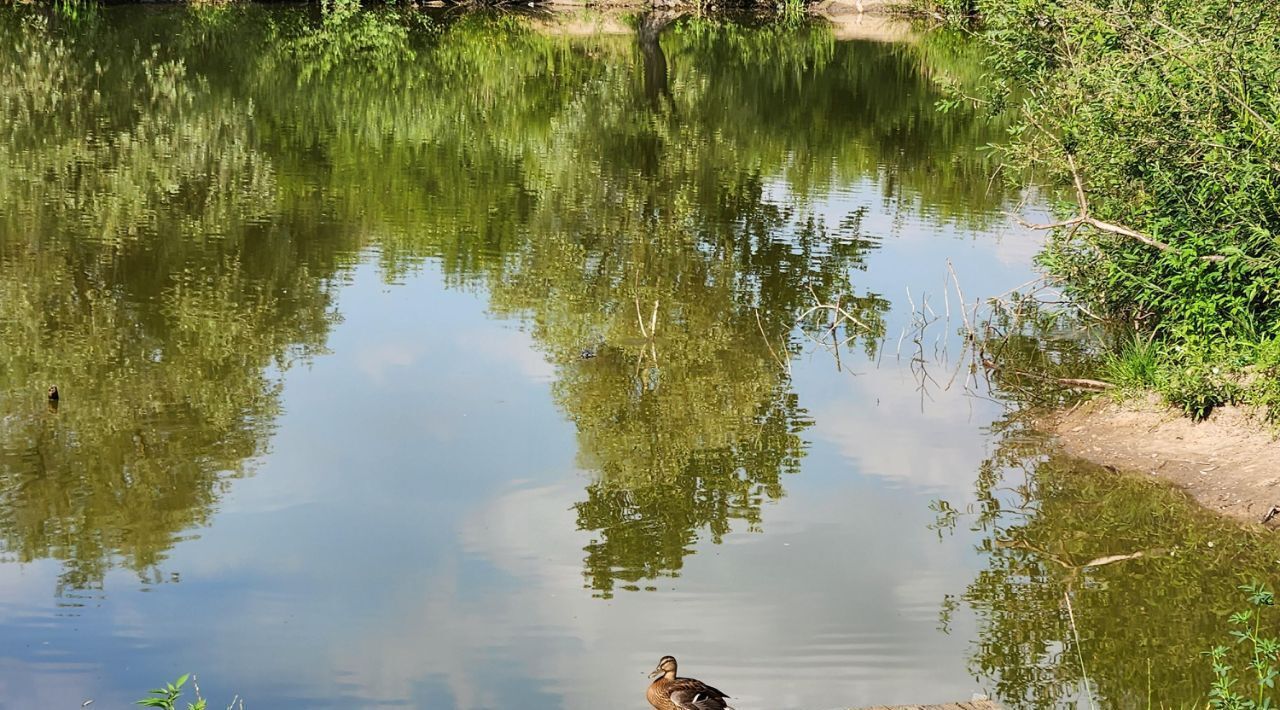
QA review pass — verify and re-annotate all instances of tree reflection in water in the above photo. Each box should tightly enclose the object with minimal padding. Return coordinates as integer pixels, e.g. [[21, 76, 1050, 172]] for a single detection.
[[0, 4, 1002, 598], [936, 409, 1280, 709]]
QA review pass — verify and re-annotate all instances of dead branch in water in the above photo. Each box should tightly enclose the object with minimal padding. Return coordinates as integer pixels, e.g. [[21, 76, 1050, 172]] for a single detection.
[[1055, 377, 1115, 391], [634, 296, 660, 338], [997, 538, 1156, 572], [1009, 154, 1227, 263], [1083, 551, 1145, 568], [1063, 590, 1097, 710], [946, 259, 975, 337], [798, 284, 876, 374], [799, 284, 870, 331], [634, 295, 660, 373], [981, 357, 1114, 391], [754, 308, 792, 377]]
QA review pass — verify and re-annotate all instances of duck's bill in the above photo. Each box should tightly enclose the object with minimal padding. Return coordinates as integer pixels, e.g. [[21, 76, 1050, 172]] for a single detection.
[[648, 669, 662, 680]]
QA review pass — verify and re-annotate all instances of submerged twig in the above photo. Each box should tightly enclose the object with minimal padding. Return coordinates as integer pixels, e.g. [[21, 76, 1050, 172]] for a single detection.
[[946, 259, 974, 336], [982, 358, 1114, 391], [755, 308, 791, 376], [1063, 590, 1097, 710], [797, 284, 873, 373], [1082, 551, 1145, 568], [635, 296, 648, 339]]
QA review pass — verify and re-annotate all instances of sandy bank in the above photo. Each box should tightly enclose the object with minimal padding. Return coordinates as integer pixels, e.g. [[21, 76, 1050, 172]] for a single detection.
[[815, 4, 918, 42], [523, 2, 920, 43], [814, 0, 915, 15], [1048, 396, 1280, 525]]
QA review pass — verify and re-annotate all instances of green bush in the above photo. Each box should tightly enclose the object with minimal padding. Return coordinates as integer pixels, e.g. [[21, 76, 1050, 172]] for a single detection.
[[1243, 338, 1280, 421], [944, 0, 1280, 418], [1162, 354, 1241, 421]]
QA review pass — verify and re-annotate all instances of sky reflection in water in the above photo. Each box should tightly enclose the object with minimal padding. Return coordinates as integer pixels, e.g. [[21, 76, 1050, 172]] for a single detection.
[[0, 5, 1067, 708]]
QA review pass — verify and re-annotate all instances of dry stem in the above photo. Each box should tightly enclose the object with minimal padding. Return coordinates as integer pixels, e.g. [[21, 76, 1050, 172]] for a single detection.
[[1010, 154, 1227, 263]]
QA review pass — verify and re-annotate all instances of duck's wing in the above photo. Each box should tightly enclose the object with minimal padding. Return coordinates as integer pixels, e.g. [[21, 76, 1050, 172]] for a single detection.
[[668, 679, 732, 710]]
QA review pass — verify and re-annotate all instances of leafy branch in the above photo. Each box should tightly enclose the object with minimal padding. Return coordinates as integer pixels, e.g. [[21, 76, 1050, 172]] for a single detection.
[[137, 674, 207, 710]]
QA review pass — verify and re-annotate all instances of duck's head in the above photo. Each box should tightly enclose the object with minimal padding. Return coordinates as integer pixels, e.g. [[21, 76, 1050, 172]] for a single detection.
[[648, 655, 677, 680], [47, 385, 59, 401]]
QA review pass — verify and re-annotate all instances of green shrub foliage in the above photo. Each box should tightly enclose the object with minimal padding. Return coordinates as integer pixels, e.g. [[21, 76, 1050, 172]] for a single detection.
[[949, 0, 1280, 417]]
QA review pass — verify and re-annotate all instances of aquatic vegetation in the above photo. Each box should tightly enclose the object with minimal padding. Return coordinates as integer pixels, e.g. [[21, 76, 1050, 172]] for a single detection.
[[136, 674, 210, 710], [1207, 584, 1280, 710]]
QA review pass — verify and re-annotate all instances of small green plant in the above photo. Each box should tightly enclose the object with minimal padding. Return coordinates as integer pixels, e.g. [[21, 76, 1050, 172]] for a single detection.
[[1206, 583, 1280, 709], [137, 674, 206, 710], [1161, 350, 1242, 421], [1245, 338, 1280, 422], [1102, 332, 1161, 392]]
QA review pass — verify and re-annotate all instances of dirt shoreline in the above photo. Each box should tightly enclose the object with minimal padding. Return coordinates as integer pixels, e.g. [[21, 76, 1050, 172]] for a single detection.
[[1047, 396, 1280, 525]]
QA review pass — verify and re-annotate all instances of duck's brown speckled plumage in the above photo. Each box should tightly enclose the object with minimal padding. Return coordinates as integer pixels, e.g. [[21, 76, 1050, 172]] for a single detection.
[[646, 656, 733, 710]]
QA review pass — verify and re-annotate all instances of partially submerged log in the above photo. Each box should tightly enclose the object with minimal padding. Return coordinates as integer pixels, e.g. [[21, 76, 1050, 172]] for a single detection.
[[852, 701, 1001, 710]]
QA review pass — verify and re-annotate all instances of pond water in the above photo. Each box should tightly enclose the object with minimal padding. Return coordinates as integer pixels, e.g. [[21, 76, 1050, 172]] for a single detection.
[[1, 5, 1277, 709]]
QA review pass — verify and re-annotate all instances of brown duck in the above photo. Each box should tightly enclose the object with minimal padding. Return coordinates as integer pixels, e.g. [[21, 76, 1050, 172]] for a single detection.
[[646, 655, 733, 710]]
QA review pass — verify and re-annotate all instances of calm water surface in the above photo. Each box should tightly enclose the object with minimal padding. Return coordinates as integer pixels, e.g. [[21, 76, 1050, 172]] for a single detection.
[[1, 5, 1277, 709]]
